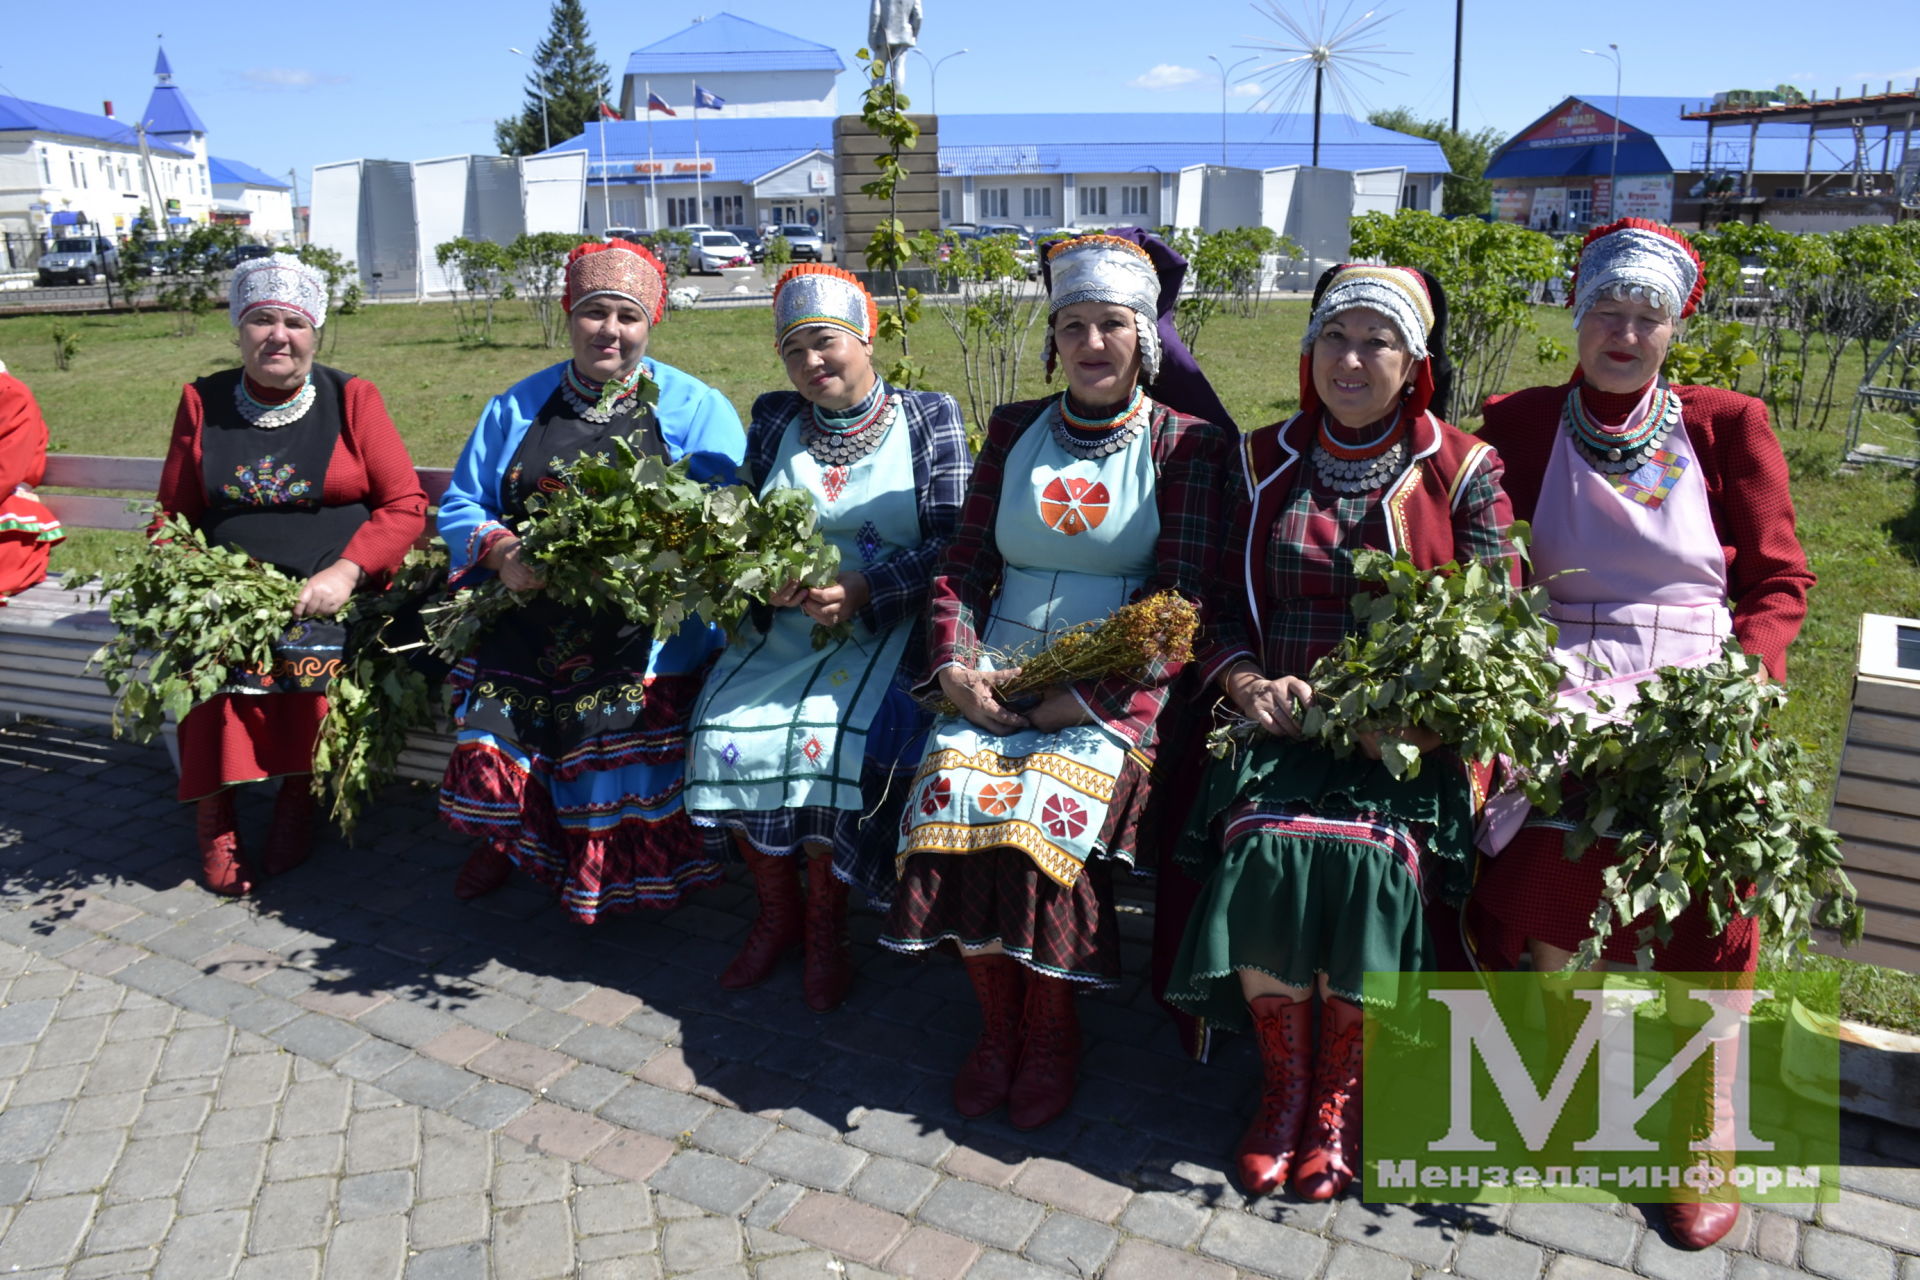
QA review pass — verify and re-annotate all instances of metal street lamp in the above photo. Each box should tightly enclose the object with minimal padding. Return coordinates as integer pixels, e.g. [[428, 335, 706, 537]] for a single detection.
[[509, 46, 551, 152], [908, 48, 969, 117], [1582, 43, 1622, 218], [1206, 54, 1259, 167]]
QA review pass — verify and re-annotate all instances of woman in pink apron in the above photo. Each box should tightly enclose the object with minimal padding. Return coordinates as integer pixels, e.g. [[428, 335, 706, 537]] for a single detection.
[[1469, 218, 1814, 1250]]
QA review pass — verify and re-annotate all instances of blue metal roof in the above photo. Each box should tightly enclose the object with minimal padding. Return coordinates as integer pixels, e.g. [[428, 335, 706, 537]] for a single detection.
[[1492, 95, 1856, 179], [543, 112, 1450, 185], [624, 13, 843, 76], [0, 94, 193, 156], [142, 83, 206, 137], [209, 156, 290, 189]]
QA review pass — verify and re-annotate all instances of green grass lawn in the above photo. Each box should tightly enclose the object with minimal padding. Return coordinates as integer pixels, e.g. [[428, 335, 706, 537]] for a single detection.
[[6, 298, 1917, 1029]]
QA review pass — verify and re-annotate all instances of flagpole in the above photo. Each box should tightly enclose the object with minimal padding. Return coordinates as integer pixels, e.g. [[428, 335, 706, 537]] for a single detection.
[[692, 78, 704, 223], [598, 117, 612, 232], [645, 80, 658, 231]]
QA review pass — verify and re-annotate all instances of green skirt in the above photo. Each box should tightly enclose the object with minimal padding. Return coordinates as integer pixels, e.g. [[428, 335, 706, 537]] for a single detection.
[[1162, 735, 1474, 1038]]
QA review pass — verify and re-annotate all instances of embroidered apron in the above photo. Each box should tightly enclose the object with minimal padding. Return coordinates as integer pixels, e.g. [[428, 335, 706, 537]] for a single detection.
[[685, 400, 921, 813], [1480, 394, 1731, 851], [197, 366, 366, 698], [899, 404, 1160, 886]]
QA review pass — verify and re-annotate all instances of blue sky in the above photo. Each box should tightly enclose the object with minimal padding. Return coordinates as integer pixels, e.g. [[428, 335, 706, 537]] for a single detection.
[[4, 1, 1915, 202]]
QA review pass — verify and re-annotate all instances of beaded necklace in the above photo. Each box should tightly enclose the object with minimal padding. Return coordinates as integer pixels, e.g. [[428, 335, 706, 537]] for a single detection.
[[1051, 386, 1148, 460], [561, 362, 647, 423], [1310, 411, 1408, 493], [1562, 380, 1680, 474], [803, 381, 897, 465], [234, 374, 316, 430]]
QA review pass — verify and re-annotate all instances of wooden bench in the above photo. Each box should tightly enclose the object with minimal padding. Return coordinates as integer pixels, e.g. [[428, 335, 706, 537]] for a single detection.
[[1, 454, 459, 787]]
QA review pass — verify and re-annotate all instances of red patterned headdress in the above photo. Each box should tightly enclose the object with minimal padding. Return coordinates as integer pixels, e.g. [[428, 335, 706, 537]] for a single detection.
[[563, 240, 667, 323]]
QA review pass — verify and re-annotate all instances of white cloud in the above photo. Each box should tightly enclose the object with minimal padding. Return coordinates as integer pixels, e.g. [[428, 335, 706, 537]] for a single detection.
[[1847, 65, 1920, 83], [241, 68, 347, 90], [1130, 64, 1205, 91], [1230, 82, 1263, 98]]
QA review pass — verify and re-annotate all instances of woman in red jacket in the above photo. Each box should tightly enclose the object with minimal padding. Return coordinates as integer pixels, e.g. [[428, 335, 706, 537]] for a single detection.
[[155, 254, 427, 896], [0, 365, 63, 600], [1469, 218, 1814, 1250]]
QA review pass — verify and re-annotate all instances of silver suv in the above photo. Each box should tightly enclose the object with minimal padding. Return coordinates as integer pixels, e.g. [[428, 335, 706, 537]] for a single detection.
[[778, 223, 827, 262], [38, 236, 120, 286]]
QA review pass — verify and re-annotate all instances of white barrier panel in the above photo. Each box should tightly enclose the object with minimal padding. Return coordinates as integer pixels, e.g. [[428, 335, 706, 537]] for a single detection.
[[412, 156, 471, 297], [522, 152, 587, 236]]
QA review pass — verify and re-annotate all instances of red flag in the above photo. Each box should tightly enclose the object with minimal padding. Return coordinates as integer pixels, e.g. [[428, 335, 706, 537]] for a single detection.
[[598, 101, 622, 121], [645, 91, 676, 117]]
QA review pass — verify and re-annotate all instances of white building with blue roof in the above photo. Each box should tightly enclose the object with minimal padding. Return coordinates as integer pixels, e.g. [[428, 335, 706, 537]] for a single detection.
[[209, 157, 295, 244], [547, 14, 1450, 238]]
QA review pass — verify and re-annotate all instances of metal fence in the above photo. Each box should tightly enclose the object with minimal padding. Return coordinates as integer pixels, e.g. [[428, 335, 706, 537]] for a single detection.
[[2, 234, 45, 273]]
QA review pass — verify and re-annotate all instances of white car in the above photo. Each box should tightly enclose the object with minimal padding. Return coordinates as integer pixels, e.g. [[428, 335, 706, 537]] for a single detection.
[[692, 231, 749, 274]]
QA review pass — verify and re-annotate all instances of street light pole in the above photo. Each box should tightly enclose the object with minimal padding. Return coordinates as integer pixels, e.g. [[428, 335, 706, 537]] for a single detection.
[[908, 48, 969, 116], [1583, 43, 1622, 218], [509, 46, 550, 152], [1206, 54, 1258, 166]]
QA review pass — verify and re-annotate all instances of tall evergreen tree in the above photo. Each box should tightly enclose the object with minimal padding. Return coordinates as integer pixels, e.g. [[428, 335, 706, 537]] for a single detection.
[[495, 0, 614, 156], [1369, 107, 1507, 219]]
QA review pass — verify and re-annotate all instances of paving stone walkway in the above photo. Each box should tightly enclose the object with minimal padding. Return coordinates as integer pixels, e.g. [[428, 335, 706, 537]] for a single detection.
[[1, 718, 1917, 1280]]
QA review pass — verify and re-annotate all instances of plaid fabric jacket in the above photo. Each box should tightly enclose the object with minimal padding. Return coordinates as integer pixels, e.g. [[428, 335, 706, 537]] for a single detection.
[[1197, 410, 1516, 686], [745, 387, 971, 662], [926, 394, 1233, 753], [1477, 383, 1813, 682]]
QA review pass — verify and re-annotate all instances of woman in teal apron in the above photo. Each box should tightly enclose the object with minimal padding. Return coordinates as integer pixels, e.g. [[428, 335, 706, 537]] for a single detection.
[[882, 231, 1236, 1131], [685, 265, 970, 1013]]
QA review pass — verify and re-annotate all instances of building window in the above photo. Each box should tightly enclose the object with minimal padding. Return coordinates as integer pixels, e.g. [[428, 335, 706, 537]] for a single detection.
[[38, 148, 52, 185], [979, 187, 1009, 219], [941, 188, 952, 222], [1022, 186, 1052, 218], [70, 152, 86, 188], [668, 196, 700, 226], [1402, 183, 1421, 209], [710, 194, 744, 224], [1773, 186, 1802, 199], [1120, 184, 1149, 216], [1078, 185, 1107, 218]]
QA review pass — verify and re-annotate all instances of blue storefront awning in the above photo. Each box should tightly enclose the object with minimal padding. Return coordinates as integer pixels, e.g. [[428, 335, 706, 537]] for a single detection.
[[50, 210, 82, 225], [166, 215, 191, 225]]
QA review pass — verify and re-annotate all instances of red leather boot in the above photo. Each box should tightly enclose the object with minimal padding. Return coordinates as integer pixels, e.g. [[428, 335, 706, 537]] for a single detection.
[[454, 842, 514, 899], [1008, 973, 1081, 1131], [800, 854, 853, 1012], [954, 953, 1026, 1117], [1666, 1026, 1743, 1250], [195, 790, 252, 897], [720, 841, 804, 989], [262, 775, 317, 876], [1235, 994, 1315, 1195], [1293, 996, 1367, 1201]]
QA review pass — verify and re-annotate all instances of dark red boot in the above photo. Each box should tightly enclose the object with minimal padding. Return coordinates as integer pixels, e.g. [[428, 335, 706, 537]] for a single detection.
[[454, 842, 514, 899], [1008, 973, 1081, 1131], [800, 855, 853, 1012], [720, 841, 803, 990], [1293, 996, 1367, 1201], [262, 775, 317, 876], [1666, 1027, 1743, 1250], [954, 953, 1025, 1117], [195, 790, 252, 897], [1235, 994, 1315, 1196]]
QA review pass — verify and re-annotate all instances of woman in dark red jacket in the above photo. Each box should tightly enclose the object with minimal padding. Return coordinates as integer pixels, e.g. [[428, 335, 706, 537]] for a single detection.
[[156, 255, 426, 896], [1468, 218, 1814, 1250]]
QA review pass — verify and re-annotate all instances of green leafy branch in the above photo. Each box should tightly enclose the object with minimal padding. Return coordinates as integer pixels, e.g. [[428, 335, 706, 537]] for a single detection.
[[855, 47, 925, 390]]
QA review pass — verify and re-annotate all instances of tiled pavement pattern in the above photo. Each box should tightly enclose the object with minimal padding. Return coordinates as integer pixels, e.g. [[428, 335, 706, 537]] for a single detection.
[[2, 718, 1918, 1280]]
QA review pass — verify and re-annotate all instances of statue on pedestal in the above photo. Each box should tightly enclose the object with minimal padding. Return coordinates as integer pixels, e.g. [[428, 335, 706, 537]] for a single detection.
[[868, 0, 923, 90]]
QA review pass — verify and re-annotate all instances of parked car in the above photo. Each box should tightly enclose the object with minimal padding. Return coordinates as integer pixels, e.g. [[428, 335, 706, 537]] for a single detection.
[[721, 226, 763, 259], [604, 226, 644, 242], [976, 224, 1040, 277], [37, 236, 120, 286], [691, 231, 751, 274], [226, 244, 276, 268], [778, 223, 827, 262]]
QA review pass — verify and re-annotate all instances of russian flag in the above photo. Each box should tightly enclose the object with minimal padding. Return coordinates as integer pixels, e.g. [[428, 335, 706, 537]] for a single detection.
[[598, 101, 622, 121], [693, 83, 725, 111], [646, 91, 676, 117]]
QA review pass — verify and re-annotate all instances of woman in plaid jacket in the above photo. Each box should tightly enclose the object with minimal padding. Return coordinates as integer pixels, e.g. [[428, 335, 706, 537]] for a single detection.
[[1165, 264, 1517, 1202], [684, 265, 971, 1014], [881, 230, 1236, 1132]]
